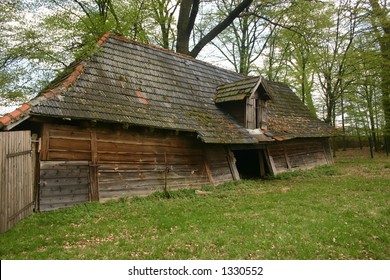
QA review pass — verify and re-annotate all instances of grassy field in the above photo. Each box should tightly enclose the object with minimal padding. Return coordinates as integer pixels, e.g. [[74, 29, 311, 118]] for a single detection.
[[1, 149, 389, 260]]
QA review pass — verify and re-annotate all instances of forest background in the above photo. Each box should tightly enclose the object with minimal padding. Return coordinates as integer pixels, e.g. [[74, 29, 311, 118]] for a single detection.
[[1, 0, 389, 150]]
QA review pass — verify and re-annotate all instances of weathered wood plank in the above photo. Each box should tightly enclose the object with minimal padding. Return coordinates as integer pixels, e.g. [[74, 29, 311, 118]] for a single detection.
[[48, 150, 92, 161], [97, 152, 203, 163], [203, 145, 234, 184], [268, 138, 331, 173], [41, 177, 90, 186], [40, 124, 237, 202], [246, 97, 256, 129], [39, 161, 90, 211], [40, 168, 89, 179], [39, 196, 89, 211], [40, 184, 90, 196], [0, 131, 33, 233], [40, 160, 89, 169], [49, 138, 91, 151]]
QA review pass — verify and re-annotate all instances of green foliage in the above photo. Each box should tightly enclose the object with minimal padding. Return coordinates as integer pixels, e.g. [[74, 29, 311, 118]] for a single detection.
[[1, 150, 389, 260]]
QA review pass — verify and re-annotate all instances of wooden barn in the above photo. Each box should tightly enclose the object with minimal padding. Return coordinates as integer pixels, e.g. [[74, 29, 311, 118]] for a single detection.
[[0, 33, 334, 211]]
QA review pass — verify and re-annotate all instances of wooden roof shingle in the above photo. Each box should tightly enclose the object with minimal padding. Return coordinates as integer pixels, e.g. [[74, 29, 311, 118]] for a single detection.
[[0, 33, 333, 142], [29, 34, 256, 143]]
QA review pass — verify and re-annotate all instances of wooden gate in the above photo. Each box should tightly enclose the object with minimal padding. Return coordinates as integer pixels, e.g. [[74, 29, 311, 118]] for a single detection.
[[0, 131, 34, 233]]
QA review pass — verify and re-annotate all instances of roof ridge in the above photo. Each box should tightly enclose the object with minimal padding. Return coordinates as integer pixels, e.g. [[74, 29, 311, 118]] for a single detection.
[[102, 32, 194, 59]]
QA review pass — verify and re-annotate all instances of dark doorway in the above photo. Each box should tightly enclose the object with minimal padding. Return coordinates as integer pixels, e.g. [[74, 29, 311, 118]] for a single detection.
[[233, 149, 270, 179]]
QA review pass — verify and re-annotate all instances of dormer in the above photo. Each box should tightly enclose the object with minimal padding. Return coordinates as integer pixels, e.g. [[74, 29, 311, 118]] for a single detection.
[[215, 76, 272, 130]]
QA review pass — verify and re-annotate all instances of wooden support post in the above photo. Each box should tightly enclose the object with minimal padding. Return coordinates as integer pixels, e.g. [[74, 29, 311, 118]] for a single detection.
[[31, 134, 40, 211], [163, 152, 171, 198], [266, 147, 276, 175], [89, 131, 99, 201], [204, 160, 215, 185], [246, 98, 256, 129], [40, 124, 50, 161], [283, 144, 292, 170], [202, 147, 215, 185], [226, 148, 240, 180], [258, 150, 266, 178]]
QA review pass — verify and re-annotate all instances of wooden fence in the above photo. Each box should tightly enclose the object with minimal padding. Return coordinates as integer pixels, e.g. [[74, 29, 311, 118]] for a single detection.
[[0, 131, 34, 233]]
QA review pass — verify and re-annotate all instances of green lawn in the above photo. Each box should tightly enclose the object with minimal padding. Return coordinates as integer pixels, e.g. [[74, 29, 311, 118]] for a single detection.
[[1, 149, 389, 260]]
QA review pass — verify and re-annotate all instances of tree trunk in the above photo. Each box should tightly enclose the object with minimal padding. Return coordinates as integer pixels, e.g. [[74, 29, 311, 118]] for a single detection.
[[176, 0, 199, 55], [176, 0, 253, 57], [369, 0, 390, 137]]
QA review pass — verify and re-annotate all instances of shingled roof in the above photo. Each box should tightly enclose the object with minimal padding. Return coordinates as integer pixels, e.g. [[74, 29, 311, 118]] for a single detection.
[[265, 81, 334, 139], [215, 76, 334, 140], [215, 76, 260, 103], [0, 33, 333, 142], [1, 34, 257, 143]]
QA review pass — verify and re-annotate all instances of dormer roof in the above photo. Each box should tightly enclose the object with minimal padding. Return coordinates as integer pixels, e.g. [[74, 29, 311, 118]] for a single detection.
[[215, 75, 274, 104]]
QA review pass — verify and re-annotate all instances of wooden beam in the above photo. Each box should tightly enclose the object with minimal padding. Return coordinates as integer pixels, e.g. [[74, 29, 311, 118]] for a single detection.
[[266, 147, 277, 175], [258, 150, 266, 178], [246, 97, 256, 129], [283, 144, 292, 170], [226, 147, 240, 180], [204, 159, 215, 185], [40, 124, 49, 161], [89, 131, 99, 201]]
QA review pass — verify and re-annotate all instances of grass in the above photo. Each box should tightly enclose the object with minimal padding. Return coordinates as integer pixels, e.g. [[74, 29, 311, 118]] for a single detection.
[[0, 149, 389, 260]]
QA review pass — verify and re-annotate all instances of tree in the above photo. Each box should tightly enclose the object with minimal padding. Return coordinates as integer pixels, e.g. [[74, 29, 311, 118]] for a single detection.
[[176, 0, 253, 58], [316, 0, 358, 126], [203, 0, 274, 75], [258, 0, 333, 114], [150, 0, 179, 49], [368, 0, 390, 137], [0, 1, 60, 108], [278, 2, 332, 114]]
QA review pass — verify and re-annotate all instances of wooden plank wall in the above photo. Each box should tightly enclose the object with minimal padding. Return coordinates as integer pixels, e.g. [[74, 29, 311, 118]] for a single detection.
[[95, 129, 210, 200], [204, 145, 235, 184], [39, 124, 232, 204], [39, 161, 90, 211], [0, 131, 33, 233], [268, 138, 332, 174]]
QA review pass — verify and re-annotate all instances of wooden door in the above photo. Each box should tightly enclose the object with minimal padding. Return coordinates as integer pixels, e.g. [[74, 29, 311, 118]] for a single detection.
[[0, 131, 34, 233]]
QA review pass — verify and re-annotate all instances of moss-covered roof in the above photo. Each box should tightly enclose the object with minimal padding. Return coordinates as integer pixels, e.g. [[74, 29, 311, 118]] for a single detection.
[[265, 81, 335, 139], [0, 33, 333, 142], [215, 76, 260, 103]]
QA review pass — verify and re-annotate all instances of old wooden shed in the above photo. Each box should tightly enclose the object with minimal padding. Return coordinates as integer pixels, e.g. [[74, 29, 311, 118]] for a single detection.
[[0, 33, 334, 211]]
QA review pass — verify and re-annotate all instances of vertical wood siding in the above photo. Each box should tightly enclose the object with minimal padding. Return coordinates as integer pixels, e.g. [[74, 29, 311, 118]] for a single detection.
[[0, 131, 33, 233], [268, 138, 332, 174], [204, 145, 235, 183]]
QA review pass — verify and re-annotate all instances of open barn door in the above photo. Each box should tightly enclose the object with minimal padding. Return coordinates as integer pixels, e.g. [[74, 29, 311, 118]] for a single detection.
[[232, 149, 272, 179]]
